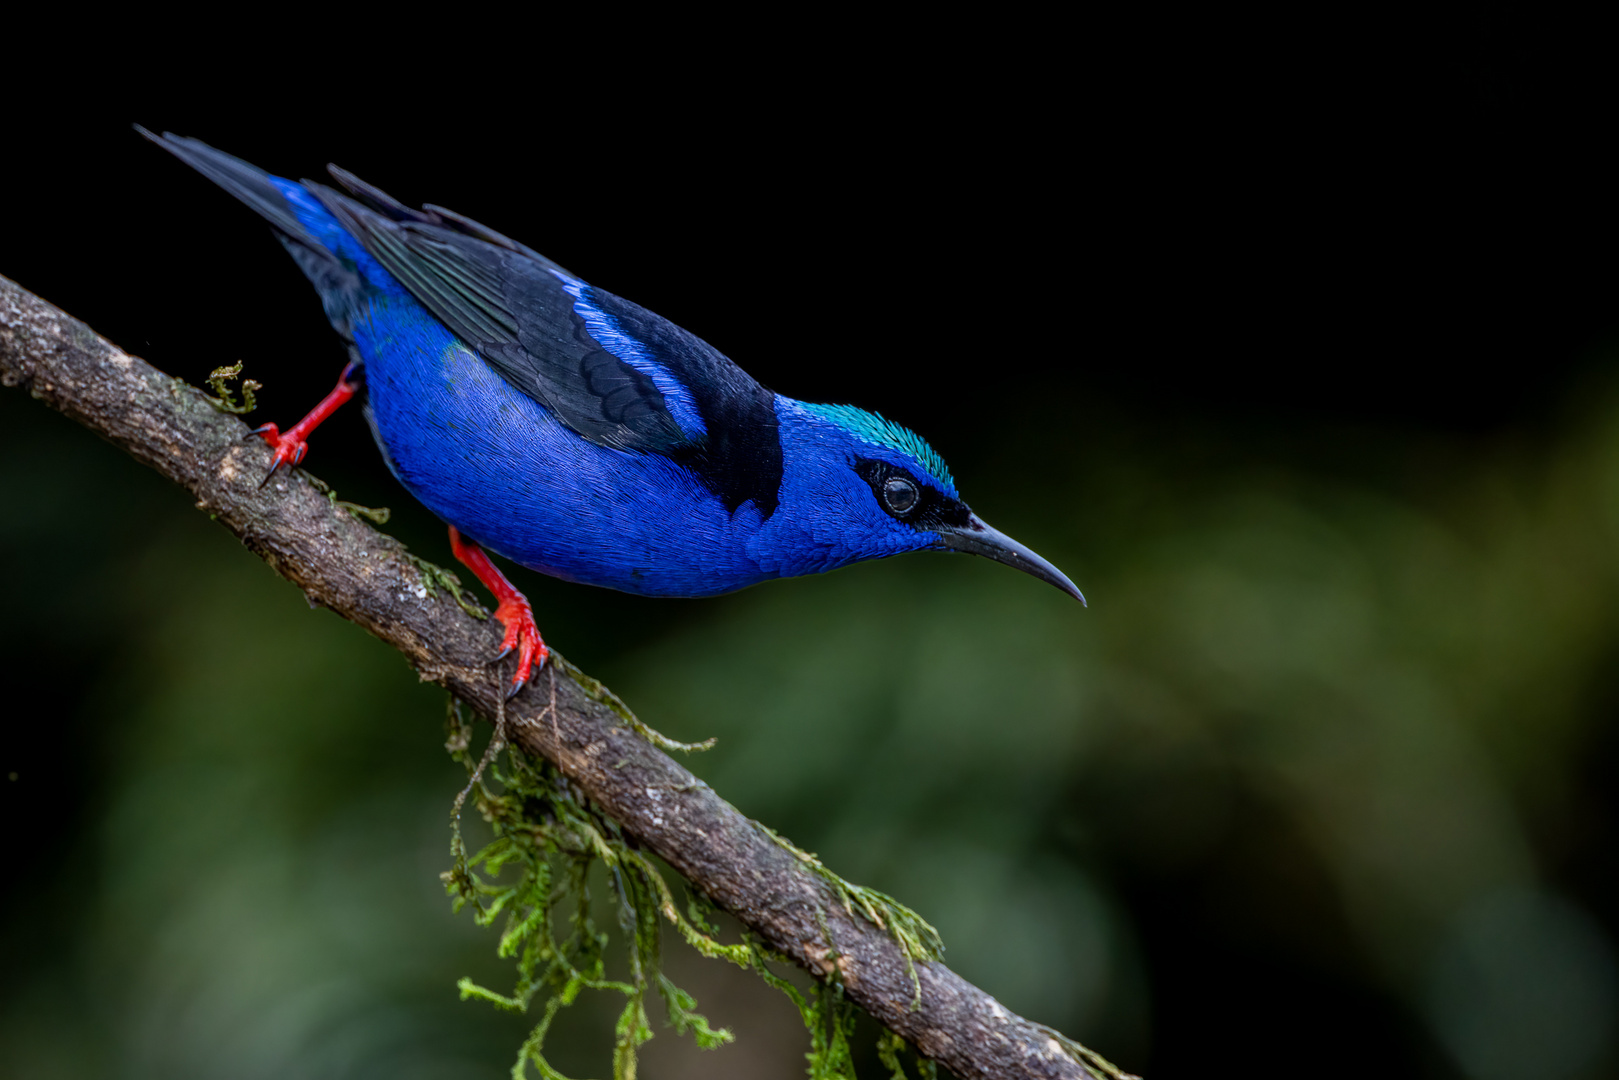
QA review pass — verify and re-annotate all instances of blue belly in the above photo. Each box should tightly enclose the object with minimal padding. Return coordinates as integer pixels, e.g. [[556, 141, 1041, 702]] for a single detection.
[[352, 297, 772, 597]]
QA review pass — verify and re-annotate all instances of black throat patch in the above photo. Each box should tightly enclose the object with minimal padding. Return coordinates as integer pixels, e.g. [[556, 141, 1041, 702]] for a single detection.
[[595, 291, 784, 520], [688, 382, 783, 519]]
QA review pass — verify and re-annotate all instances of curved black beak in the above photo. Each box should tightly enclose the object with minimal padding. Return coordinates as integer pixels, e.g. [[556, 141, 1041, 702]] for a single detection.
[[934, 514, 1086, 605]]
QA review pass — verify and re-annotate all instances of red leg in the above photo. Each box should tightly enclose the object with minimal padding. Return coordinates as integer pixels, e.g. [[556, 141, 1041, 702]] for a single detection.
[[448, 526, 548, 695], [250, 360, 361, 486]]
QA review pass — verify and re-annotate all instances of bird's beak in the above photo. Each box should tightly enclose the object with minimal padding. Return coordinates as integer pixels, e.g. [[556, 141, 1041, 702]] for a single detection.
[[934, 514, 1086, 605]]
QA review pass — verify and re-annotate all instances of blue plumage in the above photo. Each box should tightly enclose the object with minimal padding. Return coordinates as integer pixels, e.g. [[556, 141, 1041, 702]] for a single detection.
[[142, 130, 1082, 687]]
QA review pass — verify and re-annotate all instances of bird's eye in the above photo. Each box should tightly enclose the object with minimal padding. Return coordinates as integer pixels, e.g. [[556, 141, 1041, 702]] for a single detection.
[[882, 476, 919, 516]]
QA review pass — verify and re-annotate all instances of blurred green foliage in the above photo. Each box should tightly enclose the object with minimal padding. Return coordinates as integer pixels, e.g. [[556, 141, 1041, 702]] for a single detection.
[[5, 365, 1619, 1079]]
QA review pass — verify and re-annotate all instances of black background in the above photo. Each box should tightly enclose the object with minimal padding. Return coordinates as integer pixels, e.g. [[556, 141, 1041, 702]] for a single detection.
[[9, 15, 1615, 439]]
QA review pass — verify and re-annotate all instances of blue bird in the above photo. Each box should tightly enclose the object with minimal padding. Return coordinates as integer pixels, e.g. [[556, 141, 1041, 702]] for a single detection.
[[141, 130, 1084, 693]]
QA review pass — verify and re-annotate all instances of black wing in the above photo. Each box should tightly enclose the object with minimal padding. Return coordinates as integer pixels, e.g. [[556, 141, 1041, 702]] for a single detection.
[[307, 167, 784, 514], [310, 171, 678, 453]]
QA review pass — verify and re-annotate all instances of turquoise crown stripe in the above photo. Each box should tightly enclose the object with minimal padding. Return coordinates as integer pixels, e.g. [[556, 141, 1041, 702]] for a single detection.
[[800, 401, 955, 489]]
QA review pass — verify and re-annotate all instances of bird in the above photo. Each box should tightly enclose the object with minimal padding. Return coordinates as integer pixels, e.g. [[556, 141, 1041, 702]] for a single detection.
[[140, 129, 1084, 695]]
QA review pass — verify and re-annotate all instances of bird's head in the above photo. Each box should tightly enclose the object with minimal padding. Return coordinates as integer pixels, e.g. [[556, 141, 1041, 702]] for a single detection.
[[764, 399, 1085, 604]]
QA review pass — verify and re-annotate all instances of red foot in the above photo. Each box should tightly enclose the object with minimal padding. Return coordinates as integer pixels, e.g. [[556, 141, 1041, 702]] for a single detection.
[[449, 526, 549, 695], [248, 422, 308, 485], [250, 361, 360, 486], [492, 592, 548, 696]]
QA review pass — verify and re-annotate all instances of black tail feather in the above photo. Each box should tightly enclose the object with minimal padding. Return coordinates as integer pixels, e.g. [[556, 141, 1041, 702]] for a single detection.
[[139, 127, 363, 341], [325, 163, 430, 224], [137, 127, 323, 250]]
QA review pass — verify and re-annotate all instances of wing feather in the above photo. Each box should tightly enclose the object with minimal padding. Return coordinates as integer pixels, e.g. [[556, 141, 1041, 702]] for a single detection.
[[312, 181, 688, 452]]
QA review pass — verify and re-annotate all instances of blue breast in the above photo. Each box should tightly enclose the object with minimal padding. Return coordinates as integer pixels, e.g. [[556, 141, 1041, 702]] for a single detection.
[[355, 296, 779, 597]]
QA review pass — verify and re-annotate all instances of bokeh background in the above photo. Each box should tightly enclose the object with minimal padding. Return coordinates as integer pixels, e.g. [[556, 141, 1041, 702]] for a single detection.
[[6, 17, 1619, 1078]]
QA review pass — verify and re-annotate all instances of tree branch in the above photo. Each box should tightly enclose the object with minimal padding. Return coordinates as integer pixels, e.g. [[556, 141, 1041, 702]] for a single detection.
[[0, 273, 1117, 1080]]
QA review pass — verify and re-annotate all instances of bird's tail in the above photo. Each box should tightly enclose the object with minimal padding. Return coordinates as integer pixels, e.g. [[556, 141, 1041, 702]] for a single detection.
[[137, 127, 366, 341]]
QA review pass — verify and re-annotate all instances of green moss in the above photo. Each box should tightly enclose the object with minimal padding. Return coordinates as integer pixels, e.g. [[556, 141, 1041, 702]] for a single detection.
[[1051, 1030, 1139, 1080], [877, 1030, 937, 1080], [205, 361, 261, 415], [442, 688, 948, 1080], [403, 551, 488, 619], [755, 823, 943, 1010], [301, 473, 392, 525], [442, 693, 733, 1079], [553, 654, 715, 754]]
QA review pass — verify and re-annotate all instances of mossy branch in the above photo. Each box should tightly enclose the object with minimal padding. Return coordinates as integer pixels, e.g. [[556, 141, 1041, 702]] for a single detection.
[[0, 273, 1123, 1080]]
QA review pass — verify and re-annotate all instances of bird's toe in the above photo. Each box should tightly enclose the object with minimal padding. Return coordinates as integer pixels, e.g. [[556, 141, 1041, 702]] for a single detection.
[[493, 596, 547, 698]]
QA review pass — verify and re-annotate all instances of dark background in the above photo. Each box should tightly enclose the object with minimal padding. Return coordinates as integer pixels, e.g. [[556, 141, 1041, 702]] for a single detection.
[[5, 13, 1619, 1078]]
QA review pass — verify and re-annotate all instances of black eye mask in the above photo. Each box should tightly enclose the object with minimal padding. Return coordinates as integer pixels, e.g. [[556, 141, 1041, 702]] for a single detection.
[[854, 457, 971, 530]]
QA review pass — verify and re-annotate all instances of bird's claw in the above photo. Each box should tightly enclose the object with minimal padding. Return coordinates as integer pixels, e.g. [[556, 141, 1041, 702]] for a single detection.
[[494, 596, 547, 697], [249, 422, 310, 486]]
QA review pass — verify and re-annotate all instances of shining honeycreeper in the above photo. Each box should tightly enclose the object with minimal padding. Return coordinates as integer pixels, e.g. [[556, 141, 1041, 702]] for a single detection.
[[142, 130, 1084, 693]]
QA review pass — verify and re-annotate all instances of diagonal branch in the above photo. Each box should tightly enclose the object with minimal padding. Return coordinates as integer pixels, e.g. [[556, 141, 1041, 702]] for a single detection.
[[0, 273, 1116, 1080]]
